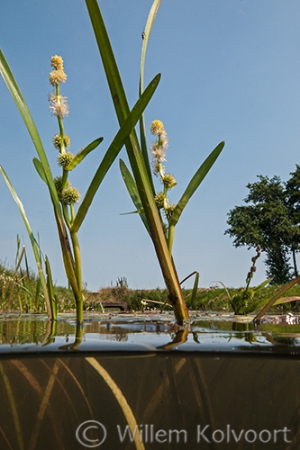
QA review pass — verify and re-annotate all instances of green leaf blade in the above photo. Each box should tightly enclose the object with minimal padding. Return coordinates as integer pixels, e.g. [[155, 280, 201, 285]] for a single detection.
[[66, 137, 104, 170], [72, 73, 161, 232], [139, 0, 162, 183], [33, 158, 47, 183], [0, 165, 52, 317], [120, 159, 149, 232], [0, 49, 61, 214], [169, 141, 225, 227]]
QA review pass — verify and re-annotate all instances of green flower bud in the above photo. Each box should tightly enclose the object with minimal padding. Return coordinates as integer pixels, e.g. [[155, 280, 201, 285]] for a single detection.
[[54, 176, 70, 200], [164, 204, 176, 220], [58, 152, 74, 169], [52, 134, 71, 150], [154, 192, 166, 209], [62, 186, 81, 205], [162, 173, 177, 189]]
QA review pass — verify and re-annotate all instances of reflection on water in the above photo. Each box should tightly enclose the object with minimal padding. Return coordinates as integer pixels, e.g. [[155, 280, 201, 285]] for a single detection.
[[0, 312, 299, 353]]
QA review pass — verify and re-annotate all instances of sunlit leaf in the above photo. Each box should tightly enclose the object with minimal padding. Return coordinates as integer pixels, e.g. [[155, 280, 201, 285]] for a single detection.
[[86, 0, 190, 325], [120, 159, 149, 232], [45, 255, 57, 320], [139, 0, 162, 184], [72, 73, 160, 232], [33, 158, 47, 183], [66, 137, 103, 170], [0, 49, 61, 212], [169, 141, 225, 227], [0, 165, 52, 317], [253, 274, 300, 320]]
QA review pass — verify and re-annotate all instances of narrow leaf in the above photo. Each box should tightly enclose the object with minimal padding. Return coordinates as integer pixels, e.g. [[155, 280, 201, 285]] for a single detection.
[[86, 0, 190, 325], [120, 209, 144, 216], [0, 49, 91, 294], [253, 278, 272, 292], [190, 271, 199, 308], [244, 295, 299, 315], [0, 49, 61, 212], [14, 240, 25, 272], [179, 270, 199, 308], [66, 137, 103, 170], [0, 166, 52, 317], [35, 278, 41, 308], [139, 0, 162, 184], [169, 141, 225, 227], [254, 274, 300, 321], [72, 73, 160, 232], [120, 159, 149, 231], [45, 255, 57, 320], [33, 158, 47, 183]]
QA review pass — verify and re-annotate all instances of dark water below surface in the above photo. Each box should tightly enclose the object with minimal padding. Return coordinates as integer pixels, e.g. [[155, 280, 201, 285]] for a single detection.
[[0, 312, 300, 449]]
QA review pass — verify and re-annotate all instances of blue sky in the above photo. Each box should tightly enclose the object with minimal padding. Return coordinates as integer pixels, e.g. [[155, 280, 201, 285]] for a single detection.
[[1, 1, 300, 291]]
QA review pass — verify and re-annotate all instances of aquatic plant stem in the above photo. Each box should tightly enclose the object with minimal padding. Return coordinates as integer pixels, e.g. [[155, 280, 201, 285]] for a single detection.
[[55, 84, 66, 153], [168, 224, 175, 255], [70, 230, 83, 320], [86, 0, 190, 325], [0, 166, 53, 318]]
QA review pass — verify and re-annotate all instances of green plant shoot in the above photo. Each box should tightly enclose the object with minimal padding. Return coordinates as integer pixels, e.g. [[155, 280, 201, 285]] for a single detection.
[[93, 0, 225, 321], [218, 245, 299, 317], [0, 42, 160, 323]]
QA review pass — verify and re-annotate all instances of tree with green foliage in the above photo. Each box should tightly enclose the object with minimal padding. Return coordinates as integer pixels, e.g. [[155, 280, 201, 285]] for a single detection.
[[225, 174, 300, 284], [285, 164, 300, 276]]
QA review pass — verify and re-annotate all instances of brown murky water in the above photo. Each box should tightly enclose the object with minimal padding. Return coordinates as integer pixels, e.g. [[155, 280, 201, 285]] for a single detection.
[[0, 312, 299, 449]]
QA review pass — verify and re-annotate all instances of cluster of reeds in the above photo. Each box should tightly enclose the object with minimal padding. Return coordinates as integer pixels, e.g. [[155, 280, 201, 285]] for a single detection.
[[0, 236, 50, 313]]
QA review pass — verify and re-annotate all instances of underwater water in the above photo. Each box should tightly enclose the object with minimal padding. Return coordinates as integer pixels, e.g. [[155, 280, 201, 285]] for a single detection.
[[0, 312, 299, 449]]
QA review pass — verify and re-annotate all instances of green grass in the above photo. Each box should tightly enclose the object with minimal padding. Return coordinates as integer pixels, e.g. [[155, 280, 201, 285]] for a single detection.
[[83, 283, 300, 314], [1, 262, 300, 314], [187, 285, 300, 313]]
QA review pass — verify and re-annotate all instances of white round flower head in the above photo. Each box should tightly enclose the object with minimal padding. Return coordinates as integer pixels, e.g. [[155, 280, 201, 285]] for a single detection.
[[49, 94, 69, 118], [151, 144, 166, 163]]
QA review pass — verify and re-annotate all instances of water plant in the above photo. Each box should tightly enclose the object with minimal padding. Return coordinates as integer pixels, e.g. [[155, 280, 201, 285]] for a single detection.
[[85, 0, 225, 325], [220, 245, 271, 315], [219, 245, 300, 317], [0, 165, 57, 318], [13, 235, 51, 314], [1, 0, 225, 326], [0, 48, 160, 323]]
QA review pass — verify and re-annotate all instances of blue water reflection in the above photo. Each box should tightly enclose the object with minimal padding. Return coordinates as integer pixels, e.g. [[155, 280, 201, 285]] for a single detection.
[[0, 312, 299, 354]]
